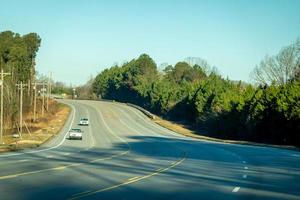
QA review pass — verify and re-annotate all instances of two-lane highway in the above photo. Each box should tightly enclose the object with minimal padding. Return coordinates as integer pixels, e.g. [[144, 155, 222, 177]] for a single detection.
[[0, 100, 299, 200]]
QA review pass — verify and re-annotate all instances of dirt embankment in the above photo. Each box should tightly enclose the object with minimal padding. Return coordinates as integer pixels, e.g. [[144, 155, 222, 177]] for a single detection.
[[0, 99, 70, 153]]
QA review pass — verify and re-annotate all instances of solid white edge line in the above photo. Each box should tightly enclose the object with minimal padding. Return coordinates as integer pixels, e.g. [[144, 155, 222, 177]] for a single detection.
[[0, 102, 76, 157]]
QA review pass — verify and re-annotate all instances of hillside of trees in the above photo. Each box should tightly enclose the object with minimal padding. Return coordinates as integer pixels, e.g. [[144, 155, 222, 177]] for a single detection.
[[0, 31, 41, 128], [92, 40, 300, 146]]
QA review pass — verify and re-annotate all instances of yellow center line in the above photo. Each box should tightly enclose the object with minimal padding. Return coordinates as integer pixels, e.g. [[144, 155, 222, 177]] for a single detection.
[[0, 150, 130, 180], [155, 168, 164, 172], [128, 176, 140, 181], [69, 153, 186, 200]]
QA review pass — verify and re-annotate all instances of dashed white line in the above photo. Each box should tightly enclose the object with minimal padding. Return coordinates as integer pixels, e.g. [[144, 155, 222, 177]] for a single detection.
[[242, 161, 246, 164], [232, 187, 240, 193], [46, 155, 54, 158], [18, 159, 29, 162], [243, 174, 247, 179], [244, 166, 248, 170], [64, 153, 71, 156]]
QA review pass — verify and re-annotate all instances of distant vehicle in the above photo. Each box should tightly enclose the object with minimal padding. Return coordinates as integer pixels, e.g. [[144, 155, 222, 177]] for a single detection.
[[68, 128, 83, 140], [79, 118, 89, 126]]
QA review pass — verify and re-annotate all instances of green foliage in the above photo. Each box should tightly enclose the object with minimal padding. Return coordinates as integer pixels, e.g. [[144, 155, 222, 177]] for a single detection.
[[0, 30, 41, 126], [93, 54, 300, 146], [0, 31, 41, 82]]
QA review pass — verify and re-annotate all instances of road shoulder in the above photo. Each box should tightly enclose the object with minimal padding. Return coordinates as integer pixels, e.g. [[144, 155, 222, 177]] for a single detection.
[[0, 100, 71, 153]]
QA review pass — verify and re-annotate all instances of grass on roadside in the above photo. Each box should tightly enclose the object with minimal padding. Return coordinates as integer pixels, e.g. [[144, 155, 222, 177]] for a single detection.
[[0, 100, 70, 153]]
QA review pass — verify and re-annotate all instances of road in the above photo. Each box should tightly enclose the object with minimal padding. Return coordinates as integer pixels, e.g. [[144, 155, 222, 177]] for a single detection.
[[0, 100, 299, 200]]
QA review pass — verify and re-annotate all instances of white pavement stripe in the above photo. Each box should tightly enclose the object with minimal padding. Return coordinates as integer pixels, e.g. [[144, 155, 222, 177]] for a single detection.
[[18, 159, 29, 162], [232, 187, 240, 193], [243, 174, 247, 178], [242, 161, 246, 164], [244, 166, 248, 170], [46, 155, 54, 158], [0, 103, 76, 158]]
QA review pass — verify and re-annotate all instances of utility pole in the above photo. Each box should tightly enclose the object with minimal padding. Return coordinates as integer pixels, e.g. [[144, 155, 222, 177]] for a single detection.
[[33, 82, 37, 122], [46, 72, 52, 111], [49, 72, 52, 105], [32, 81, 45, 121], [0, 69, 11, 144], [42, 82, 45, 116], [20, 82, 23, 136], [16, 82, 28, 137]]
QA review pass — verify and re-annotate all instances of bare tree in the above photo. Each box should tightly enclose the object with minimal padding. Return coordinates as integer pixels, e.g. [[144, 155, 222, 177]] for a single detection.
[[185, 57, 211, 75], [252, 39, 300, 85]]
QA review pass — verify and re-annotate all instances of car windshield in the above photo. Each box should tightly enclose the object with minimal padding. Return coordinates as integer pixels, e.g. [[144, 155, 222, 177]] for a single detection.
[[70, 129, 81, 132], [81, 118, 88, 121]]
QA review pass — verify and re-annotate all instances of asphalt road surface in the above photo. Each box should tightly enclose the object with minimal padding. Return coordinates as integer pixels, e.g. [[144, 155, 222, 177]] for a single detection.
[[0, 100, 300, 200]]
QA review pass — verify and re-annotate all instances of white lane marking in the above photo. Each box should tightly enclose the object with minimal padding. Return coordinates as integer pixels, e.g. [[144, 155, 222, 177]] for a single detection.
[[87, 109, 95, 148], [97, 106, 128, 144], [18, 159, 29, 162], [244, 166, 248, 170], [242, 161, 246, 164], [127, 106, 185, 138], [46, 155, 54, 158], [64, 153, 71, 156], [117, 103, 200, 141], [0, 103, 76, 158], [232, 187, 240, 193], [115, 105, 175, 138], [243, 174, 247, 178], [115, 108, 153, 137]]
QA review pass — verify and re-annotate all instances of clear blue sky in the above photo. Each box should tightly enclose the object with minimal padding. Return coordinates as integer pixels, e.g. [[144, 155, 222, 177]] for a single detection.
[[1, 0, 300, 85]]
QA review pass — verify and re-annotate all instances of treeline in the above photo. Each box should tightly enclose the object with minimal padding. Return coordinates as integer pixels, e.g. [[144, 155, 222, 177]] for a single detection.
[[92, 40, 300, 146], [0, 31, 41, 127]]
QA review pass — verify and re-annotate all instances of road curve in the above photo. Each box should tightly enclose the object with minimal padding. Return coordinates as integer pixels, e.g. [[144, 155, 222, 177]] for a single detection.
[[0, 100, 299, 200]]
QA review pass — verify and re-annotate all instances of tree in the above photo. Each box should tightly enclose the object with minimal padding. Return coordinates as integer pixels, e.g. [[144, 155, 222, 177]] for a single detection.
[[0, 30, 41, 128], [252, 39, 300, 85]]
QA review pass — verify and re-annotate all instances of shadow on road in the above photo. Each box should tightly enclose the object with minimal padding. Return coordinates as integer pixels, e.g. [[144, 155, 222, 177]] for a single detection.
[[1, 135, 300, 200]]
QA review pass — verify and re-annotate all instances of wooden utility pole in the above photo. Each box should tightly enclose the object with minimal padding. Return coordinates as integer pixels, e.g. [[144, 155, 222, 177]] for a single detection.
[[33, 82, 37, 122], [49, 72, 52, 109], [32, 81, 46, 122], [0, 69, 11, 144], [16, 82, 28, 137], [46, 72, 52, 111], [20, 82, 23, 136], [42, 82, 45, 116]]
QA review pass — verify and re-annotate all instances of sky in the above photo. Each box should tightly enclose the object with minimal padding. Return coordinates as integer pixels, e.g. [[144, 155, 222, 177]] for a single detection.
[[1, 0, 300, 85]]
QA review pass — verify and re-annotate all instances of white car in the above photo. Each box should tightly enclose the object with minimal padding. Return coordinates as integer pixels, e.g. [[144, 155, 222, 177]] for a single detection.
[[68, 128, 83, 140], [79, 118, 89, 126]]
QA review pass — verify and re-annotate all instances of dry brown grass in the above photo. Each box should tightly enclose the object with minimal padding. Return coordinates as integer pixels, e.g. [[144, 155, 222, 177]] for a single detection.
[[153, 116, 222, 141], [0, 99, 70, 153]]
